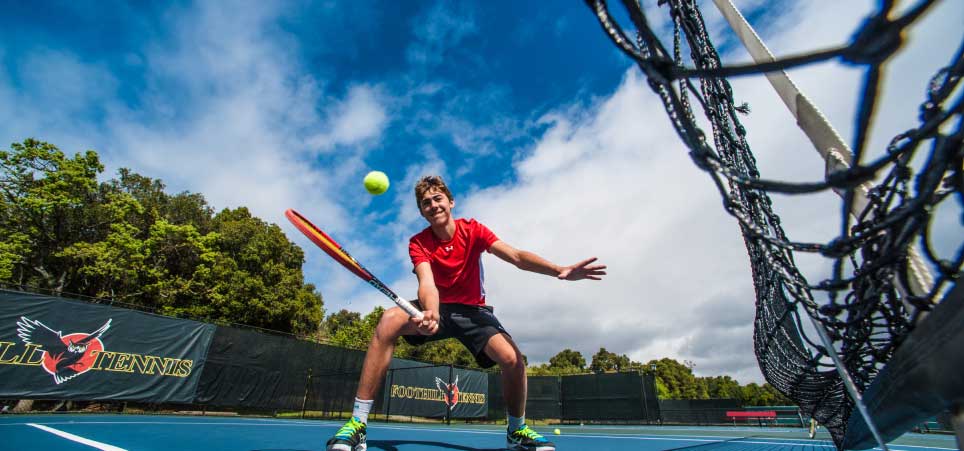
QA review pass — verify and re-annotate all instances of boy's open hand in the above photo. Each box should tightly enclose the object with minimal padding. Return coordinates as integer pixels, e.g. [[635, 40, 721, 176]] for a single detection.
[[558, 257, 607, 281]]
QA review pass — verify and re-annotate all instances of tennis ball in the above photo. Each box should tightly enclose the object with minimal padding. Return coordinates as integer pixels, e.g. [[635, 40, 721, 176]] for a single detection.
[[363, 171, 389, 195], [554, 428, 561, 435]]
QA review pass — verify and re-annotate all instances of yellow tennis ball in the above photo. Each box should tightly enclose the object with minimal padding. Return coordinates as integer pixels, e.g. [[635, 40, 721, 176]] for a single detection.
[[554, 428, 561, 435], [363, 171, 389, 195]]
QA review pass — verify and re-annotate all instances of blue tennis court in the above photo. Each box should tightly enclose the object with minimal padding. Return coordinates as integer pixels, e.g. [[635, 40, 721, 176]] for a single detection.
[[2, 414, 956, 451]]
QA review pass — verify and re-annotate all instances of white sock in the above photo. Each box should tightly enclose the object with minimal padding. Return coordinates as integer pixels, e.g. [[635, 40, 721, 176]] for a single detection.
[[352, 398, 374, 424], [508, 414, 525, 432]]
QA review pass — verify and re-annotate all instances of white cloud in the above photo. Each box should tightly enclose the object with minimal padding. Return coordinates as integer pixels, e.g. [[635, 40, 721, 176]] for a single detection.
[[308, 84, 388, 152]]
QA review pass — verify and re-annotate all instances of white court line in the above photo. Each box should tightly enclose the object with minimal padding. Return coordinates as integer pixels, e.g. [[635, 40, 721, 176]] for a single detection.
[[27, 423, 127, 451], [18, 419, 957, 451]]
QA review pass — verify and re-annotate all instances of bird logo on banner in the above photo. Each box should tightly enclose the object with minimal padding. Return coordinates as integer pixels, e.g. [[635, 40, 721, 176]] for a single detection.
[[16, 317, 112, 384], [434, 375, 460, 407]]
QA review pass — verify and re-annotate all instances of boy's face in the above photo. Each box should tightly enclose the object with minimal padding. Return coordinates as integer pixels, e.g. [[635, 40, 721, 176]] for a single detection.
[[418, 188, 454, 226]]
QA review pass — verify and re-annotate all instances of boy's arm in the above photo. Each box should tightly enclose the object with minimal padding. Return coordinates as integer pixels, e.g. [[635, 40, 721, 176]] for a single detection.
[[413, 262, 440, 334], [488, 240, 607, 280]]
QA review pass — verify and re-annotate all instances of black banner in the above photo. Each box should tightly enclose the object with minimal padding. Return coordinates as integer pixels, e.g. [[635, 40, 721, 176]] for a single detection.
[[0, 290, 215, 403], [384, 365, 487, 418]]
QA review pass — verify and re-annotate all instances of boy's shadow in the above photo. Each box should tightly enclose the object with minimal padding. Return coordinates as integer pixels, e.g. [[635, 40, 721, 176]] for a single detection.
[[367, 440, 504, 451]]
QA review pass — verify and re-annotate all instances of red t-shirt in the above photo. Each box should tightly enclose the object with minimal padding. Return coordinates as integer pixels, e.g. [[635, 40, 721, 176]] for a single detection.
[[409, 218, 499, 306]]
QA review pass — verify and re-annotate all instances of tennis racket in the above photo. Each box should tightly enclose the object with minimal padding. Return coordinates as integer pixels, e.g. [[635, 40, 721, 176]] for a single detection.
[[285, 209, 424, 320]]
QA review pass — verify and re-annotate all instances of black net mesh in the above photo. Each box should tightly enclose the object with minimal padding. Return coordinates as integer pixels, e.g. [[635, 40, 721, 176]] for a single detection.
[[584, 0, 963, 449]]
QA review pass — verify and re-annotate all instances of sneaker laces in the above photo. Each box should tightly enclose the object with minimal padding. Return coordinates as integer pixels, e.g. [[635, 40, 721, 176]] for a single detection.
[[334, 417, 364, 439], [511, 425, 548, 443]]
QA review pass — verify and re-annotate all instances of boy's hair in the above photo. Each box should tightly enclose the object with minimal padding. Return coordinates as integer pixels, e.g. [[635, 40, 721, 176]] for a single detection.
[[414, 175, 454, 205]]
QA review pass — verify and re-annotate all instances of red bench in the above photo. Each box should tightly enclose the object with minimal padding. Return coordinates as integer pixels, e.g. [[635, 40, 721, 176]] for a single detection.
[[726, 410, 777, 426]]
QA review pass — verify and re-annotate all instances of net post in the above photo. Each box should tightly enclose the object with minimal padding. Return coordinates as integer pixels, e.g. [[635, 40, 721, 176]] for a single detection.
[[445, 364, 453, 425], [301, 367, 312, 419], [810, 316, 890, 451], [639, 370, 650, 424], [385, 368, 394, 422]]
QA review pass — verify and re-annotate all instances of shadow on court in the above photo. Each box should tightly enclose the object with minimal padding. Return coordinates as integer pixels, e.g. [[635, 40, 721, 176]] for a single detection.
[[367, 440, 506, 451]]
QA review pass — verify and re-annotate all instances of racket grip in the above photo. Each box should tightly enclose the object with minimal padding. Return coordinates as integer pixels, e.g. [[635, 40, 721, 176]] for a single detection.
[[396, 298, 424, 320]]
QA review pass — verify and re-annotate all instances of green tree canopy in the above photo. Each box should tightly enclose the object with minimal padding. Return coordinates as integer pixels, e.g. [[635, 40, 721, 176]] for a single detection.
[[548, 349, 586, 372], [647, 358, 702, 399], [702, 375, 743, 400], [328, 306, 383, 350], [0, 139, 323, 335], [408, 339, 480, 369], [590, 347, 632, 372], [0, 138, 104, 290], [324, 309, 362, 338]]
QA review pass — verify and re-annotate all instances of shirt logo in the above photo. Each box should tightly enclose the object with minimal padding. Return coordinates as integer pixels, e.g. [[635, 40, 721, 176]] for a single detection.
[[443, 245, 454, 252]]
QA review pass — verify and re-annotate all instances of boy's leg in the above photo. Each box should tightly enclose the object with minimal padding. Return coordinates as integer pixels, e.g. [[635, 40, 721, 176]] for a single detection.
[[356, 306, 419, 399], [484, 333, 527, 417], [327, 307, 418, 451], [484, 333, 555, 451]]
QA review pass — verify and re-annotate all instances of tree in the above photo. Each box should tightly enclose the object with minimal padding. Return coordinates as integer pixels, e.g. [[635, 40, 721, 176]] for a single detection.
[[741, 382, 793, 406], [590, 348, 631, 372], [703, 375, 742, 399], [408, 339, 479, 369], [1, 139, 323, 335], [110, 168, 213, 232], [324, 309, 362, 338], [0, 139, 104, 291], [204, 207, 323, 334], [328, 307, 384, 350], [647, 358, 701, 399], [548, 349, 586, 373]]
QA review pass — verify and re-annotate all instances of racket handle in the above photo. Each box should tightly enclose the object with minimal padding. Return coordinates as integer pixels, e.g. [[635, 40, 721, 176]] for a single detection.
[[396, 298, 425, 321]]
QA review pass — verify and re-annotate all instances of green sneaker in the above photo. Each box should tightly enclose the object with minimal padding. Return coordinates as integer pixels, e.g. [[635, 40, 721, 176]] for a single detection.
[[507, 424, 555, 451], [326, 417, 367, 451]]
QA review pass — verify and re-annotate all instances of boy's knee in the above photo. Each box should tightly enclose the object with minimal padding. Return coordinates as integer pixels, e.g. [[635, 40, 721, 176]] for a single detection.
[[495, 347, 524, 370], [373, 307, 410, 341], [503, 353, 524, 370]]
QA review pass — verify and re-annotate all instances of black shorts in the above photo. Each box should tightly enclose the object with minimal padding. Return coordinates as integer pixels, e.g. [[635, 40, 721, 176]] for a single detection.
[[403, 301, 510, 368]]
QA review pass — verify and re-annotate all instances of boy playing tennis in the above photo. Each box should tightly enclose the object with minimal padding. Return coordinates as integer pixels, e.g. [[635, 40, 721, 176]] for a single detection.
[[326, 175, 606, 451]]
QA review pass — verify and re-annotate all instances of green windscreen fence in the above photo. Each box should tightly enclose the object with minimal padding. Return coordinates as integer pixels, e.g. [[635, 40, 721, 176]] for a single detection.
[[527, 376, 561, 419], [489, 372, 563, 419], [195, 325, 368, 410], [561, 372, 658, 421], [488, 371, 659, 422], [659, 399, 741, 424]]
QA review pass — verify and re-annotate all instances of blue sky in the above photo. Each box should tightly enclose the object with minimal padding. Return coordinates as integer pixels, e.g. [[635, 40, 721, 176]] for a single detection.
[[2, 0, 960, 382]]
